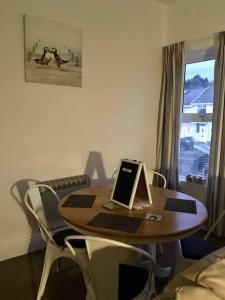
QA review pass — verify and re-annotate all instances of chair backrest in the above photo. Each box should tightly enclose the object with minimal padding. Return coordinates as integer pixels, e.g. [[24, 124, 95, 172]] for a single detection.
[[146, 170, 167, 189], [65, 235, 156, 300], [39, 174, 90, 196], [204, 209, 225, 240], [24, 184, 58, 244], [112, 169, 118, 179], [38, 174, 91, 229], [25, 174, 91, 243]]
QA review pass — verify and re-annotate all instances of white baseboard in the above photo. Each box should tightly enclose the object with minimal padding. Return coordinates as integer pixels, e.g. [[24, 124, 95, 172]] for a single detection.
[[0, 233, 46, 262], [0, 222, 70, 262]]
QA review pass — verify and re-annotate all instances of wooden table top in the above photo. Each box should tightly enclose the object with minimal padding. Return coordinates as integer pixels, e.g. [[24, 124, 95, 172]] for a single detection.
[[58, 185, 208, 244]]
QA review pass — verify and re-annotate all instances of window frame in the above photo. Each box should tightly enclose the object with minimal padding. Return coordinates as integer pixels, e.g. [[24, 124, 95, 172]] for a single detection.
[[178, 41, 217, 184], [181, 113, 212, 123]]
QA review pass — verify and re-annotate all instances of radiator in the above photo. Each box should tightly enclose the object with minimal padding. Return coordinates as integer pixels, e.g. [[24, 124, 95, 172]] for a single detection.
[[38, 174, 90, 230]]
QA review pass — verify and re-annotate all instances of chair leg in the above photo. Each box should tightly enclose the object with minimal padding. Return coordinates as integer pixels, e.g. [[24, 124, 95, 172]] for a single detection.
[[37, 245, 59, 300], [148, 243, 156, 261], [159, 243, 163, 254], [150, 274, 157, 299], [56, 258, 61, 272], [148, 243, 171, 278]]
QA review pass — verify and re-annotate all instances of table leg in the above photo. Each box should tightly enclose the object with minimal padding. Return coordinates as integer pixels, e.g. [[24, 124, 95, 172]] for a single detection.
[[148, 243, 156, 261], [148, 243, 171, 278]]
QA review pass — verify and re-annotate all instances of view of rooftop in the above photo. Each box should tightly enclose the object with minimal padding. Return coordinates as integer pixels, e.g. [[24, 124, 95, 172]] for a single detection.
[[179, 59, 215, 182]]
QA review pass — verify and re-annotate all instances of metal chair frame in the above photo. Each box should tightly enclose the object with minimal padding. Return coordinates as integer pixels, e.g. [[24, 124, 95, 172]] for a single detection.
[[175, 209, 225, 274], [65, 235, 157, 300], [24, 184, 88, 300]]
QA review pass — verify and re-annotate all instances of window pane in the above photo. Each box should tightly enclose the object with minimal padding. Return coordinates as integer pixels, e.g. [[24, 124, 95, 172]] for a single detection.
[[179, 122, 211, 182], [179, 59, 215, 183], [183, 60, 215, 114]]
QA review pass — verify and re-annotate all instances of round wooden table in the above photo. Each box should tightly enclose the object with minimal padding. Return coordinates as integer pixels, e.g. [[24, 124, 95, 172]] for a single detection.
[[59, 185, 208, 245]]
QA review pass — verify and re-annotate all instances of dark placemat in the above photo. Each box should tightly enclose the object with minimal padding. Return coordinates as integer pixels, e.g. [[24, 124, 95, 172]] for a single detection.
[[164, 198, 197, 214], [87, 212, 143, 233], [62, 194, 96, 208]]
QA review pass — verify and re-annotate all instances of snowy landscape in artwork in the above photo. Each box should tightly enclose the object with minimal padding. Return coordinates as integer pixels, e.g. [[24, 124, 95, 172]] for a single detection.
[[24, 15, 82, 87]]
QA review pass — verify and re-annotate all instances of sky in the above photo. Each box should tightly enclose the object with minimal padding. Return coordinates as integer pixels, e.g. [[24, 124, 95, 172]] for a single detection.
[[185, 59, 215, 82]]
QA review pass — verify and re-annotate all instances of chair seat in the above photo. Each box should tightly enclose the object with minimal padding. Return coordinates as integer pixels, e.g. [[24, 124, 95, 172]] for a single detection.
[[119, 263, 149, 300], [53, 229, 86, 248], [181, 237, 223, 259]]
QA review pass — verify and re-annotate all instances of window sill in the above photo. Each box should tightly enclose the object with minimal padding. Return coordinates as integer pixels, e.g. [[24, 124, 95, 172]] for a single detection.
[[178, 181, 207, 205], [179, 181, 206, 187]]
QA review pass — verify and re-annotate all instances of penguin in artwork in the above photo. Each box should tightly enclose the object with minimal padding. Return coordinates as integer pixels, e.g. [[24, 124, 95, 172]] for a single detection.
[[51, 47, 69, 68], [34, 47, 51, 66]]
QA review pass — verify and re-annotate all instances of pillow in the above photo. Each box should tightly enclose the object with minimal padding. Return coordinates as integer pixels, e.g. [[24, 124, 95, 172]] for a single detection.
[[175, 286, 222, 300], [197, 257, 225, 299]]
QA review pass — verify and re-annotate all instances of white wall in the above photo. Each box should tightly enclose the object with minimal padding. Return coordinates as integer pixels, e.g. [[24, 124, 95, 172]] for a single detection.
[[167, 0, 225, 44], [0, 0, 167, 261]]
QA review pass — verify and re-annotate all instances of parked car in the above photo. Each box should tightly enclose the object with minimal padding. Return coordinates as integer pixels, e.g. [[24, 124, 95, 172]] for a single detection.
[[180, 136, 194, 150]]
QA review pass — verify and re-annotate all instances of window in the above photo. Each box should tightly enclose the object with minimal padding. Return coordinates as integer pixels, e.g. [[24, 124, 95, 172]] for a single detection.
[[179, 59, 215, 183]]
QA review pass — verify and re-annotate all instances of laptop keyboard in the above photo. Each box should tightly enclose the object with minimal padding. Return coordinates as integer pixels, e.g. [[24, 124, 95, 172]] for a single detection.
[[164, 198, 197, 214]]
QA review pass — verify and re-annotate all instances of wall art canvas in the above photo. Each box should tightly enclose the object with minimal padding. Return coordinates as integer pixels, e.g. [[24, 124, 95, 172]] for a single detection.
[[24, 15, 82, 87]]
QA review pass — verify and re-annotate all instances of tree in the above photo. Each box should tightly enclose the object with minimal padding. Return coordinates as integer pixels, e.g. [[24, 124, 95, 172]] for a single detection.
[[185, 75, 209, 89]]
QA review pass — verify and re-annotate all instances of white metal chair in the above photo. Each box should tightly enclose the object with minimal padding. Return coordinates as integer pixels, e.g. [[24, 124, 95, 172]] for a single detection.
[[145, 170, 167, 256], [145, 170, 167, 189], [24, 184, 89, 300], [175, 209, 225, 274], [65, 235, 157, 300]]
